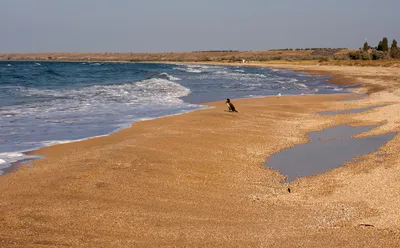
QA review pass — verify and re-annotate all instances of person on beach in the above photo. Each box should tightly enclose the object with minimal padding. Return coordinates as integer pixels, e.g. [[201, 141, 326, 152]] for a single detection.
[[226, 98, 238, 112]]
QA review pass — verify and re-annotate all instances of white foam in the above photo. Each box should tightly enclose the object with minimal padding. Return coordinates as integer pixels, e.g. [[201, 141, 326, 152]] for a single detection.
[[40, 140, 78, 147], [135, 78, 190, 102], [174, 66, 202, 73], [173, 64, 230, 74], [247, 83, 262, 87], [251, 73, 267, 78], [214, 70, 229, 74], [4, 78, 192, 117], [169, 75, 181, 80], [214, 71, 267, 80], [295, 83, 308, 89], [159, 72, 181, 81], [187, 65, 211, 70], [184, 68, 202, 73], [0, 152, 42, 172]]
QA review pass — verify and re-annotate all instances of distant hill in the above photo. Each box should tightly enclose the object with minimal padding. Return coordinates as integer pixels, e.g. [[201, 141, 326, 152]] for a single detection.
[[0, 49, 349, 62]]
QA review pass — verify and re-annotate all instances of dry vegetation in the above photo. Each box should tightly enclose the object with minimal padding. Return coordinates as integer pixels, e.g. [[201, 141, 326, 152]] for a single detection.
[[252, 59, 400, 67], [2, 48, 400, 67], [0, 49, 331, 62]]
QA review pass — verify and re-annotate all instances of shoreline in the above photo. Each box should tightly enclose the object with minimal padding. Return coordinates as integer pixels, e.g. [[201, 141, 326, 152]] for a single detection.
[[0, 92, 355, 177], [0, 63, 355, 176], [0, 107, 211, 175], [0, 62, 399, 247]]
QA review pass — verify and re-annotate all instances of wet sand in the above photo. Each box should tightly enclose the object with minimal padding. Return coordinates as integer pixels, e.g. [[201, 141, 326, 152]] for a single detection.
[[318, 104, 388, 115], [0, 64, 400, 247]]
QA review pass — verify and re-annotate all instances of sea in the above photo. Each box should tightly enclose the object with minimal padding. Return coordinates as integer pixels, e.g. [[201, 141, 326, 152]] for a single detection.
[[0, 61, 353, 174]]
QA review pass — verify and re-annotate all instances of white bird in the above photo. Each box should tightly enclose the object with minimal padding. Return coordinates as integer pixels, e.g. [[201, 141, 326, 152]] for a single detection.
[[276, 93, 282, 97]]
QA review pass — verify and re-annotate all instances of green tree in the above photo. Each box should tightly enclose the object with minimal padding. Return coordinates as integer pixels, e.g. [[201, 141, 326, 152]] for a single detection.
[[390, 39, 400, 58], [363, 42, 369, 52], [392, 39, 398, 49], [377, 40, 383, 51], [382, 37, 389, 52]]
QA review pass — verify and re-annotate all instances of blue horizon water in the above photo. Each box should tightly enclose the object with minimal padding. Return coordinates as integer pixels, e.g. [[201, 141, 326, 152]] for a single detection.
[[0, 62, 352, 173]]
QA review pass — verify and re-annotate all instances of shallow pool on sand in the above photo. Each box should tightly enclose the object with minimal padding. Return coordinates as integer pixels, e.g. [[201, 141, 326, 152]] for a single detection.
[[265, 124, 396, 182]]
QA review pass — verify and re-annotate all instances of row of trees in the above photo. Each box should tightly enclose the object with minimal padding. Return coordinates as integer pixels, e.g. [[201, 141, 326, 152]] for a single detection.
[[193, 50, 239, 53], [362, 37, 400, 59], [270, 48, 347, 51]]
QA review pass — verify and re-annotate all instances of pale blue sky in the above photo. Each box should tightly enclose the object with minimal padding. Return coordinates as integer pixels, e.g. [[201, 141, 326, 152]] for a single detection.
[[1, 0, 399, 52]]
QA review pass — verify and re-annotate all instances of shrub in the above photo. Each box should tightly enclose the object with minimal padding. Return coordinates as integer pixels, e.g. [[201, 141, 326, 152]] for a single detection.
[[317, 56, 330, 62], [333, 54, 350, 60], [371, 50, 390, 60], [311, 48, 343, 56], [348, 51, 371, 60], [276, 56, 284, 60]]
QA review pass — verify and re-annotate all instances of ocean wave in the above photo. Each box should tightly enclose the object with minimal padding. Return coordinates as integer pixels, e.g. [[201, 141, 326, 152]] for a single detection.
[[174, 67, 202, 73], [186, 65, 214, 70], [214, 70, 267, 79], [4, 78, 191, 116], [158, 72, 181, 81], [173, 64, 228, 74], [134, 78, 190, 103], [12, 86, 64, 98], [294, 83, 308, 89]]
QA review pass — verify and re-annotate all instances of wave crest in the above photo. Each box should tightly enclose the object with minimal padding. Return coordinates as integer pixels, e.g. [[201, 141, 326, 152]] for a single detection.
[[158, 72, 181, 81]]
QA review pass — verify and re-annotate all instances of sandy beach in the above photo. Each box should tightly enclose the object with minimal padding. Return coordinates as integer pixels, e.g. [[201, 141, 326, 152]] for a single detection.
[[0, 63, 399, 247]]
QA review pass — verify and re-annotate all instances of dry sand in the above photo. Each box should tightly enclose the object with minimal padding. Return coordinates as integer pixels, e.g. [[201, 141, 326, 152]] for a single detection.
[[0, 63, 399, 247]]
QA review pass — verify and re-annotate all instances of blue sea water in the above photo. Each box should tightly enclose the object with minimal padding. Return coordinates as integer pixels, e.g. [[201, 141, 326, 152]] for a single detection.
[[0, 61, 351, 173]]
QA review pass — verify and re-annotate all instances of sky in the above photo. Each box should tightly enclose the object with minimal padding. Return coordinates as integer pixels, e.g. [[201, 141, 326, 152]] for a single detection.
[[1, 0, 399, 53]]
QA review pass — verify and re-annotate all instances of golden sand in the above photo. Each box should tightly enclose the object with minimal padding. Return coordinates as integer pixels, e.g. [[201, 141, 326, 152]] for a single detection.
[[0, 64, 399, 247]]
